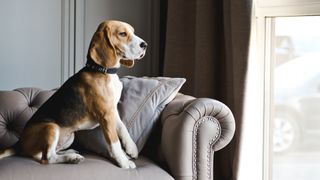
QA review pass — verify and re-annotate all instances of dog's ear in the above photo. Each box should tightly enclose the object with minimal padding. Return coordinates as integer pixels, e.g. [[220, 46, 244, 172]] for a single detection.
[[120, 59, 135, 68], [87, 22, 117, 67]]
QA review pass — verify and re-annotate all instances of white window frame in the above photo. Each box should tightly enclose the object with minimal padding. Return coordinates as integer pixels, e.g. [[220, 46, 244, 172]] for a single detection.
[[255, 0, 320, 179]]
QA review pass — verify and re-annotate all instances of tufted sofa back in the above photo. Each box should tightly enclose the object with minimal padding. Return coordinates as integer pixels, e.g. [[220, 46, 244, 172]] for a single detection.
[[0, 88, 55, 149]]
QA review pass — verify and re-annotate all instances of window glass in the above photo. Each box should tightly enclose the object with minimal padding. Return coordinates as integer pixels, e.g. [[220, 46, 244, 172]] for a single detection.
[[273, 16, 320, 180]]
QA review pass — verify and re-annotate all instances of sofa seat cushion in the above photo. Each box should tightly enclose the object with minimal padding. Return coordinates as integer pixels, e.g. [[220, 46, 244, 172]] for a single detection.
[[0, 155, 173, 180]]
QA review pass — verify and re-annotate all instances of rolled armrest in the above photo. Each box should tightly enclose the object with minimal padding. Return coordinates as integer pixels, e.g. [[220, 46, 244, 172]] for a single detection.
[[160, 93, 235, 180]]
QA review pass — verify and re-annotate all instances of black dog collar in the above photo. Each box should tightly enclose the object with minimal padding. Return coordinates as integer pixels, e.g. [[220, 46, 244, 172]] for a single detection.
[[85, 59, 118, 74]]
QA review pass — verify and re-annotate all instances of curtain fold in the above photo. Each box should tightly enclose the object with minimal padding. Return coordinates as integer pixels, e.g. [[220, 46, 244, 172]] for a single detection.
[[162, 0, 252, 179]]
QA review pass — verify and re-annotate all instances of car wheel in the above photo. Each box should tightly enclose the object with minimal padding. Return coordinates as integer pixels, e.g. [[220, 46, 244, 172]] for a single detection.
[[273, 113, 300, 154]]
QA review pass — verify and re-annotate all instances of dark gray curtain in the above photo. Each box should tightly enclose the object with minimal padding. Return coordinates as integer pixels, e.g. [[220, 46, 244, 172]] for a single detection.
[[161, 0, 252, 179]]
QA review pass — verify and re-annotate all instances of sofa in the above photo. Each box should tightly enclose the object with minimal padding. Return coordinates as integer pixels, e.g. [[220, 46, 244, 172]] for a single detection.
[[0, 82, 235, 180]]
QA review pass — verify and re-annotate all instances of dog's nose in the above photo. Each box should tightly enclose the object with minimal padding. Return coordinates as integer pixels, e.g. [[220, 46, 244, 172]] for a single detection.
[[140, 42, 147, 50]]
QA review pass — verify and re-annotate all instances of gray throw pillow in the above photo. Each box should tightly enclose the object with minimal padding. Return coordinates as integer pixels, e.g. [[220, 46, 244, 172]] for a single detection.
[[75, 76, 185, 155]]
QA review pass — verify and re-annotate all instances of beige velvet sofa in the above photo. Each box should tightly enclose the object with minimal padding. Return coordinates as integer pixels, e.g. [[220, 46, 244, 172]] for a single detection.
[[0, 88, 235, 180]]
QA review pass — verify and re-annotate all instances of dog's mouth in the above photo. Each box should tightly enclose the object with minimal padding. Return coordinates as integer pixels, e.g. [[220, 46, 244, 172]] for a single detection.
[[135, 51, 146, 60], [121, 50, 146, 61]]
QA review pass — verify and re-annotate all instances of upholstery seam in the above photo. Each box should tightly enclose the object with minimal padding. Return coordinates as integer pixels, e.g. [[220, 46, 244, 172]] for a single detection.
[[14, 89, 38, 105], [0, 112, 6, 127], [161, 98, 196, 121], [219, 112, 231, 121], [209, 102, 215, 117], [8, 89, 41, 134], [192, 116, 221, 180], [210, 105, 232, 120], [185, 111, 197, 121], [0, 112, 21, 140], [210, 104, 222, 118], [126, 79, 168, 129], [135, 106, 162, 146]]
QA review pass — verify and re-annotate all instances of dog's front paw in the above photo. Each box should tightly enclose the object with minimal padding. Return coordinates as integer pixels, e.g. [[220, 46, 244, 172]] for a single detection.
[[110, 140, 137, 168], [128, 160, 136, 168], [118, 159, 136, 169], [124, 141, 138, 159]]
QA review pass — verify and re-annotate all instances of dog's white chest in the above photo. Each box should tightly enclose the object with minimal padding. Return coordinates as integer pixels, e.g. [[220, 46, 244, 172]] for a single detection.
[[109, 74, 123, 104]]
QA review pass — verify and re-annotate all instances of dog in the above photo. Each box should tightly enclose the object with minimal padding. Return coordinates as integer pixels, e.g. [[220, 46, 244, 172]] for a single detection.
[[0, 20, 147, 169]]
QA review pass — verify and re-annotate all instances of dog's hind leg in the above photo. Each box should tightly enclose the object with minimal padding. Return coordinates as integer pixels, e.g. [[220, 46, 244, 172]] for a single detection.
[[21, 123, 84, 164], [47, 152, 84, 164], [42, 124, 84, 164], [57, 149, 79, 155], [56, 132, 78, 155]]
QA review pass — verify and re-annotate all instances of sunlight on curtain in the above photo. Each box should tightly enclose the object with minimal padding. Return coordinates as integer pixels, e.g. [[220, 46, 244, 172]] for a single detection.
[[238, 7, 264, 180]]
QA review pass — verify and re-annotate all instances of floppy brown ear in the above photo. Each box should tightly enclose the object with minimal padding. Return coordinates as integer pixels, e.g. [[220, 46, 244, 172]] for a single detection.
[[87, 23, 117, 67], [120, 59, 135, 68]]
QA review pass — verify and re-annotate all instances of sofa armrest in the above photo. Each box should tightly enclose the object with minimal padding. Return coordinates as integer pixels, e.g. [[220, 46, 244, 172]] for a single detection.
[[160, 93, 235, 180]]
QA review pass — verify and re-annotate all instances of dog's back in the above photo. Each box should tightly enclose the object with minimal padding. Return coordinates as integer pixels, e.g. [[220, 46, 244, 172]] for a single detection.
[[25, 70, 88, 129]]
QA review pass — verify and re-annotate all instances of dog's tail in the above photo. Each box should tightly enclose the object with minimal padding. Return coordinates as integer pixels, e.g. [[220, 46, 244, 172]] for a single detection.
[[0, 148, 16, 159]]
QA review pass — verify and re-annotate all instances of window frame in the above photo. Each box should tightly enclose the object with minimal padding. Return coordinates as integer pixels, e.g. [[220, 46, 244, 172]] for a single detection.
[[255, 1, 320, 179]]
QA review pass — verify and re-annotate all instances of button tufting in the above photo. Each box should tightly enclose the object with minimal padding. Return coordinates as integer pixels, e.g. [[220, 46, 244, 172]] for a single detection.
[[6, 122, 13, 131], [28, 98, 36, 107]]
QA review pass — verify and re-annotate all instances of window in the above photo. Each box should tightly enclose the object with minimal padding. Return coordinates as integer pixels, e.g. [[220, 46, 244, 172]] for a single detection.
[[272, 16, 320, 180], [255, 1, 320, 180]]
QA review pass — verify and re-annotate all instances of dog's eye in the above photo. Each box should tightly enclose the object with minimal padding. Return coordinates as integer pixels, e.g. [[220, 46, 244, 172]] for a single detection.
[[119, 32, 127, 37]]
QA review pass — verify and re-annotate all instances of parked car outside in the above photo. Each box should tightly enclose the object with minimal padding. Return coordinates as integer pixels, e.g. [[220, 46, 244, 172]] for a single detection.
[[274, 53, 320, 154]]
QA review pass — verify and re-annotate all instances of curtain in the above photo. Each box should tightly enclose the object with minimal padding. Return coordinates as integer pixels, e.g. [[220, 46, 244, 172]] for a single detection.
[[161, 0, 252, 179]]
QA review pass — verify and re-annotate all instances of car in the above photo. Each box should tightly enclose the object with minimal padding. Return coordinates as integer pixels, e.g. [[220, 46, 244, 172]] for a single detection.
[[273, 53, 320, 154]]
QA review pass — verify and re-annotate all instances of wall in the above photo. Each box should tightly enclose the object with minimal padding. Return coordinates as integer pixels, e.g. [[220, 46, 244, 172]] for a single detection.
[[0, 0, 159, 90], [0, 0, 71, 90]]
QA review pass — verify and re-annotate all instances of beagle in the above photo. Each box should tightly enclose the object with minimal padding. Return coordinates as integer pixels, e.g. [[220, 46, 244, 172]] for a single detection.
[[0, 20, 147, 168]]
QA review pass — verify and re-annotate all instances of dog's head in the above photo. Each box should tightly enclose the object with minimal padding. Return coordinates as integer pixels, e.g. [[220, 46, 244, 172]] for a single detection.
[[87, 20, 147, 68]]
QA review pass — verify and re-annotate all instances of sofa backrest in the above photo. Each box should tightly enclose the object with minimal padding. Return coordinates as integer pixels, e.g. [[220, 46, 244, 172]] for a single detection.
[[0, 88, 55, 149]]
